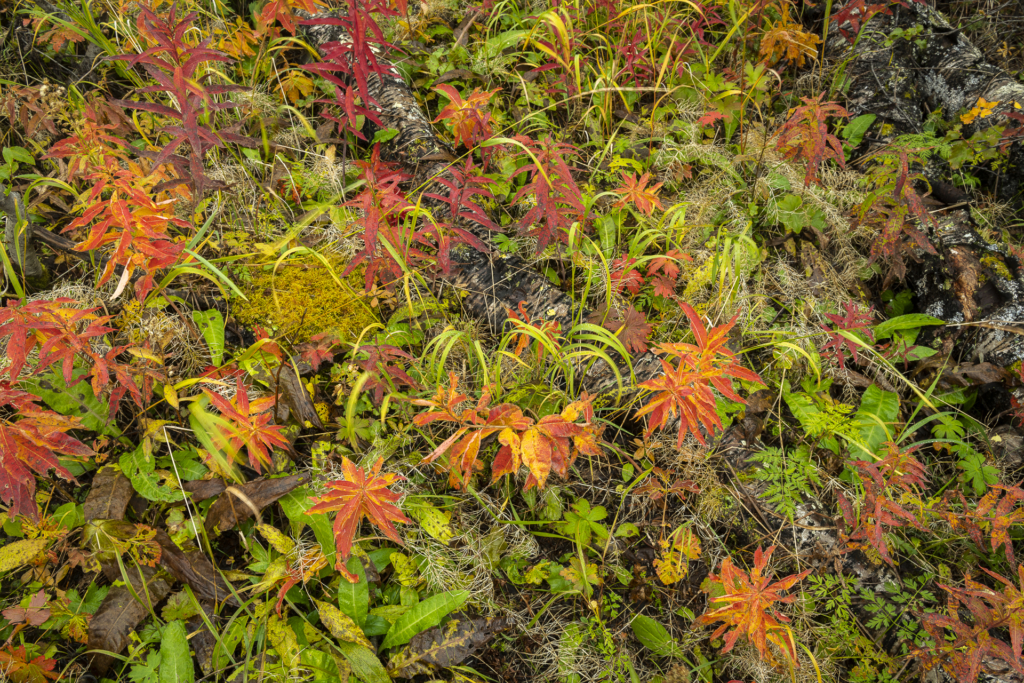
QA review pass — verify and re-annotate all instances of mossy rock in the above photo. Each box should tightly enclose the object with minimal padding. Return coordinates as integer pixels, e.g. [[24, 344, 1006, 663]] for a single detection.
[[233, 253, 377, 341]]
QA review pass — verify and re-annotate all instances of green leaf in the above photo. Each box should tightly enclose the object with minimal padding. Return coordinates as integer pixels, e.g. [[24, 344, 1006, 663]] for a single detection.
[[631, 615, 684, 659], [191, 309, 225, 367], [279, 486, 336, 567], [842, 114, 876, 146], [775, 194, 808, 234], [159, 620, 194, 683], [873, 314, 945, 341], [21, 370, 121, 437], [380, 590, 469, 650], [338, 556, 369, 626], [852, 385, 900, 460], [120, 445, 180, 503], [335, 641, 390, 683]]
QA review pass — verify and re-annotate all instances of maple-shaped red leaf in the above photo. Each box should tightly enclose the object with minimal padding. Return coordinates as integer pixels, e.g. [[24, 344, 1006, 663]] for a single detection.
[[612, 172, 664, 216], [258, 0, 324, 35], [433, 84, 500, 148], [0, 645, 59, 682], [0, 382, 95, 519], [308, 455, 412, 571], [608, 254, 644, 296], [202, 378, 290, 473], [697, 545, 812, 667], [298, 333, 339, 372], [588, 303, 652, 354], [352, 344, 419, 405], [647, 249, 689, 282], [1, 590, 50, 626], [775, 93, 850, 187], [636, 304, 761, 446]]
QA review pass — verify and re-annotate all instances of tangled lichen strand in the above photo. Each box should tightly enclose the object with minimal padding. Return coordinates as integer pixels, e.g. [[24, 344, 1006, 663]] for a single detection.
[[232, 254, 377, 340]]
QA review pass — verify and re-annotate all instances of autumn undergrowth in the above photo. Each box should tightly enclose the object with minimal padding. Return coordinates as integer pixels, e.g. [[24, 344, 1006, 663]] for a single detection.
[[2, 0, 1024, 682]]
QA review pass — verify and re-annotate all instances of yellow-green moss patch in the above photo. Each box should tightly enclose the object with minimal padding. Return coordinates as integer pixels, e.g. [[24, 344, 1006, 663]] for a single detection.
[[233, 253, 378, 341]]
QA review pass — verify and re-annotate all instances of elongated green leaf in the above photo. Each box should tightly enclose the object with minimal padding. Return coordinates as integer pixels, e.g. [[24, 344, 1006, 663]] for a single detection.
[[380, 590, 469, 650], [279, 486, 337, 567], [873, 314, 944, 341], [852, 385, 900, 459], [842, 113, 876, 145], [338, 556, 369, 627], [631, 615, 684, 659], [191, 309, 225, 367], [335, 641, 390, 683], [159, 620, 194, 683]]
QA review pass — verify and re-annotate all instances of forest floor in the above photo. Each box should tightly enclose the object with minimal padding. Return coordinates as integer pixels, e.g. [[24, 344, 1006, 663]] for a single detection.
[[2, 0, 1024, 682]]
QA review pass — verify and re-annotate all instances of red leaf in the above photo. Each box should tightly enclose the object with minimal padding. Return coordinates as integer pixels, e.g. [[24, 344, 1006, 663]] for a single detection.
[[0, 383, 94, 519], [202, 378, 290, 473], [588, 303, 652, 354], [775, 93, 849, 187], [697, 545, 811, 667], [308, 456, 412, 569]]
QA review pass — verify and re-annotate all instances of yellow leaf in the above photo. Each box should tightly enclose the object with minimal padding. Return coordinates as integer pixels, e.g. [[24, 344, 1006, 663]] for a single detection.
[[315, 599, 375, 650], [257, 524, 296, 554], [163, 383, 179, 409], [0, 538, 49, 572], [390, 551, 420, 587], [266, 613, 302, 672], [653, 527, 701, 585], [409, 502, 454, 543]]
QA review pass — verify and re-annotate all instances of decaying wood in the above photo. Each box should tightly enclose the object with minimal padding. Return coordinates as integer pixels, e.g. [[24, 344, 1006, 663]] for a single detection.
[[819, 0, 1024, 367]]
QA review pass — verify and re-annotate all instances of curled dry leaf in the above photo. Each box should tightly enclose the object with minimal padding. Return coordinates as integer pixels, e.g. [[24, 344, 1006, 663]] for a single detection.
[[205, 473, 309, 535]]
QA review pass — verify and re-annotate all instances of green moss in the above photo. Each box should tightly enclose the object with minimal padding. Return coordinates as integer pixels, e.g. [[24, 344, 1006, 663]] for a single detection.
[[981, 253, 1013, 281], [233, 253, 378, 341]]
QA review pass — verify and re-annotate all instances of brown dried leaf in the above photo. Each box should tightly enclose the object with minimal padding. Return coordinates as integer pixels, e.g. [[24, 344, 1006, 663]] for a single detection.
[[154, 530, 239, 606], [187, 601, 219, 676], [83, 467, 134, 522], [387, 616, 511, 679], [205, 473, 309, 535], [88, 566, 171, 674], [181, 478, 227, 503]]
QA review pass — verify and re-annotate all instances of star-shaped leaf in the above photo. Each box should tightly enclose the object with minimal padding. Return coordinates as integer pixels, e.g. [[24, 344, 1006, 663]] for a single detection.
[[308, 456, 412, 573]]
